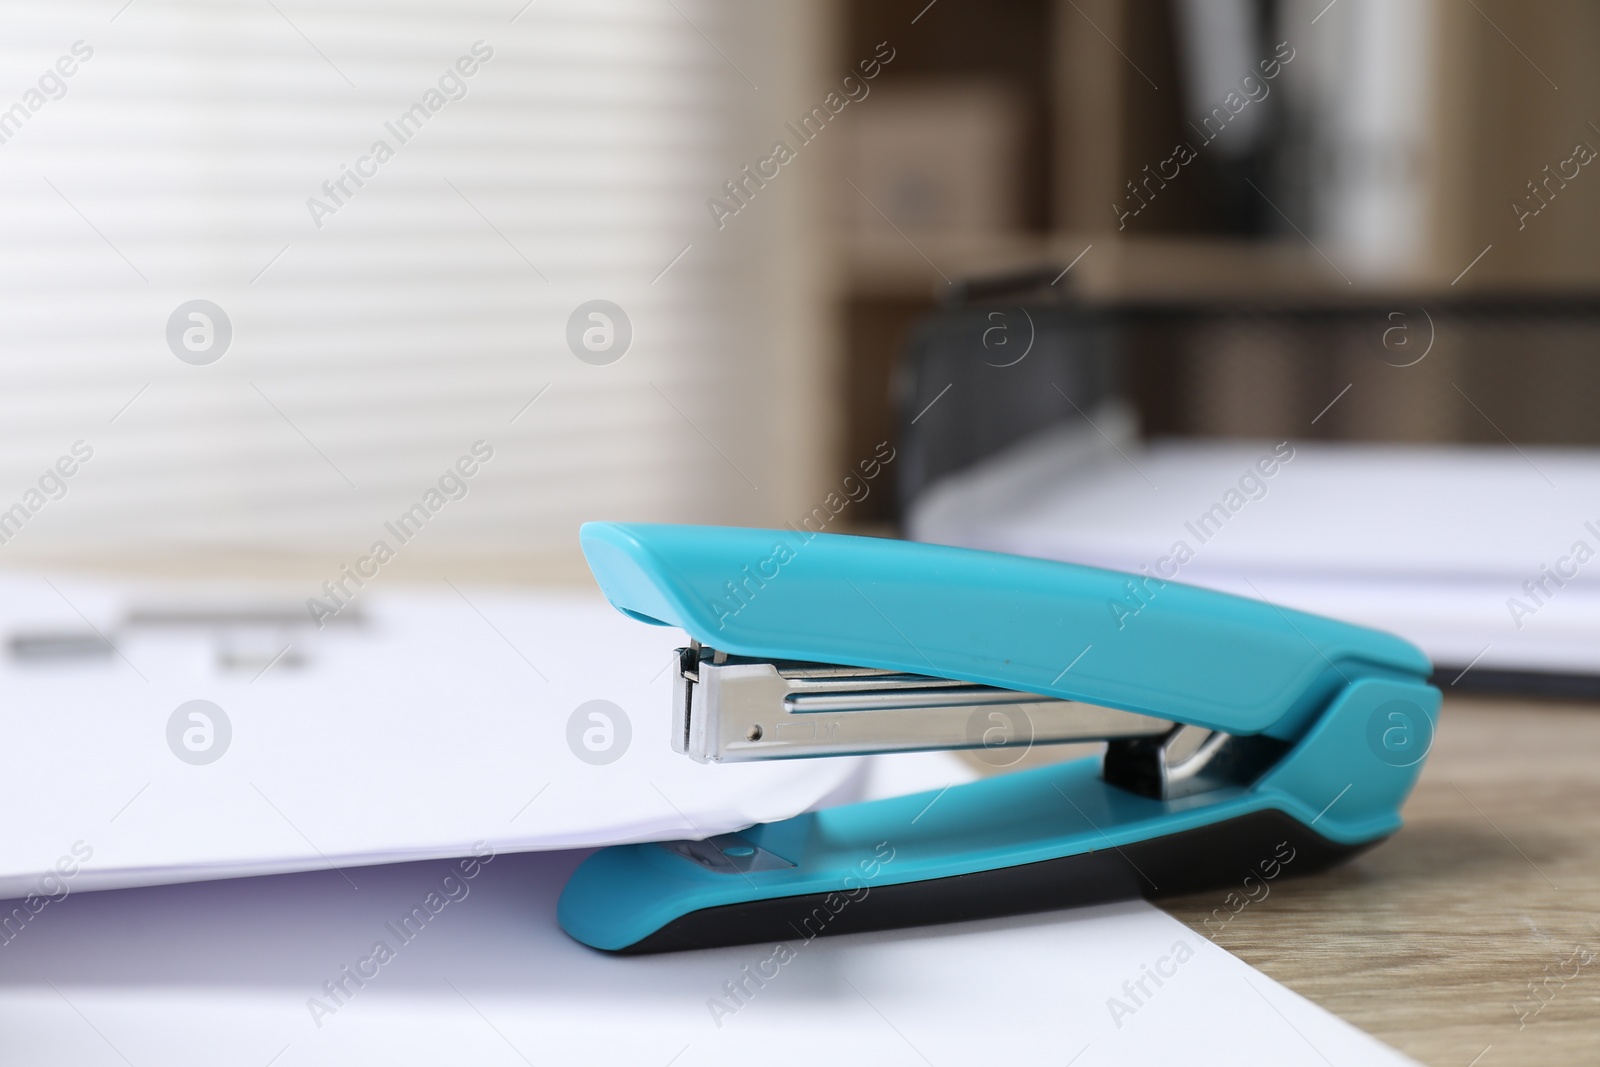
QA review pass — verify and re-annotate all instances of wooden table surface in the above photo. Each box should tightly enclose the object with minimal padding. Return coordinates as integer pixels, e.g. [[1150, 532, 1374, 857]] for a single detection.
[[1159, 695, 1600, 1067]]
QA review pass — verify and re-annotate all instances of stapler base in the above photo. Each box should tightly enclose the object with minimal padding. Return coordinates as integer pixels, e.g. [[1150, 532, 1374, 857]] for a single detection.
[[610, 808, 1377, 954], [557, 675, 1437, 953]]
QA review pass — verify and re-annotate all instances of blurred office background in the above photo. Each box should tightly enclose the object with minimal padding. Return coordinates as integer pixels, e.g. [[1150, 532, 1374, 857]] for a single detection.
[[841, 0, 1600, 523], [1, 0, 1598, 572]]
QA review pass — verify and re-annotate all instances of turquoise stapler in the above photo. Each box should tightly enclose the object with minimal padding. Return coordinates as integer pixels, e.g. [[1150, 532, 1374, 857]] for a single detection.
[[558, 522, 1439, 953]]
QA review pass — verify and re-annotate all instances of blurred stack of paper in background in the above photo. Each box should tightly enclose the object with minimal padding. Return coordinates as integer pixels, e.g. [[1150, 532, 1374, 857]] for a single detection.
[[910, 426, 1600, 685], [0, 574, 867, 897]]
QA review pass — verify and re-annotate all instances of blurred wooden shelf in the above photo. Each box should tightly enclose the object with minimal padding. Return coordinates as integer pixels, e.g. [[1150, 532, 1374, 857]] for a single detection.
[[839, 229, 1049, 299], [839, 230, 1400, 303]]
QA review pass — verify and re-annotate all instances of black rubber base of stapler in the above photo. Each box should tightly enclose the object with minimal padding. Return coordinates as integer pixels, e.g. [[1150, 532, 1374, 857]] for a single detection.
[[612, 809, 1379, 954]]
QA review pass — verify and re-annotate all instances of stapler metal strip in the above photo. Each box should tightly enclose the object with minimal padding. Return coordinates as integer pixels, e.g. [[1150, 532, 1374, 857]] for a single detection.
[[674, 646, 1175, 762], [559, 523, 1440, 953]]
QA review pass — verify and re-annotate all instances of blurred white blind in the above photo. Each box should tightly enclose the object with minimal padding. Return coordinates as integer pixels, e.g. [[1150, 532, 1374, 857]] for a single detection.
[[0, 0, 818, 558]]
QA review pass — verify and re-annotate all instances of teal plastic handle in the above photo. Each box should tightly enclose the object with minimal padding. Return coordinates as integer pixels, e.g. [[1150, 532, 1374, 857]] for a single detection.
[[579, 523, 1433, 740]]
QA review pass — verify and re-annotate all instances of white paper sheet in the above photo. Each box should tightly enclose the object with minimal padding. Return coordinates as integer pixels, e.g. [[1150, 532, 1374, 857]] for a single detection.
[[911, 429, 1600, 675], [0, 844, 1416, 1066], [0, 572, 860, 896]]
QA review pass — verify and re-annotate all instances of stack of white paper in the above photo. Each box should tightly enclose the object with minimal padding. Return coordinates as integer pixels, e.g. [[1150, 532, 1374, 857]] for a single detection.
[[0, 845, 1417, 1066], [0, 572, 861, 896]]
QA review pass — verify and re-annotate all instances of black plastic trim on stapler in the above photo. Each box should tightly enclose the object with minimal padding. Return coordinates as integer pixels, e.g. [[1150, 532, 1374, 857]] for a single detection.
[[608, 809, 1378, 955]]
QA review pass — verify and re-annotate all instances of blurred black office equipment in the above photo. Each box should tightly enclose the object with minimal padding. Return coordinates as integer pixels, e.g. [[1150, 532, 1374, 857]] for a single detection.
[[898, 277, 1600, 505], [891, 274, 1121, 512]]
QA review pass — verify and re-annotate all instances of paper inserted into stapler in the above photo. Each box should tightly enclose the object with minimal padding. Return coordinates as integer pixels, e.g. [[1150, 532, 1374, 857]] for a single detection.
[[559, 523, 1440, 953]]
